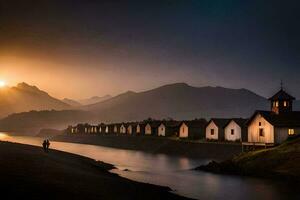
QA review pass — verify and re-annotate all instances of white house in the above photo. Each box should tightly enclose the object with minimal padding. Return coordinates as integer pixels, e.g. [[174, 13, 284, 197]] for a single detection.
[[144, 121, 160, 135], [206, 119, 230, 141], [247, 88, 300, 144], [179, 120, 207, 139], [145, 123, 152, 135], [113, 124, 118, 134], [158, 123, 166, 136], [224, 119, 247, 142], [120, 124, 127, 134], [127, 124, 133, 134], [136, 124, 141, 134], [179, 122, 188, 138]]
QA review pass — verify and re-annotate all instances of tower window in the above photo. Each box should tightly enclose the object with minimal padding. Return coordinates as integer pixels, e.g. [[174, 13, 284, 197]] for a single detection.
[[288, 129, 295, 135], [231, 129, 234, 135], [259, 122, 261, 126], [259, 128, 264, 137], [211, 129, 214, 135]]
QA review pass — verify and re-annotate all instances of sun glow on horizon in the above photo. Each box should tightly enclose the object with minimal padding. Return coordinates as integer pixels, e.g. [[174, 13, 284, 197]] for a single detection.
[[0, 80, 6, 88]]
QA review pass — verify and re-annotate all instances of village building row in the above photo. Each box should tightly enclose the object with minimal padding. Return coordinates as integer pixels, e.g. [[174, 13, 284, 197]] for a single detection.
[[69, 117, 249, 142], [68, 87, 300, 144]]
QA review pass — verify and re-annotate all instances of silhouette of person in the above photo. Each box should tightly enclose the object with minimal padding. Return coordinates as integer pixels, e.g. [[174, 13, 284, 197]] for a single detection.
[[42, 140, 47, 152], [46, 139, 50, 152]]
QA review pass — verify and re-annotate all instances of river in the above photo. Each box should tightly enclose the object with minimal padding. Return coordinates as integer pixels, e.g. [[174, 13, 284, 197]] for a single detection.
[[1, 133, 299, 200]]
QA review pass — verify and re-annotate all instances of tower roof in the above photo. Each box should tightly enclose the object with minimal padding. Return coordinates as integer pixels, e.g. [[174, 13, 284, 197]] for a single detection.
[[268, 89, 295, 101]]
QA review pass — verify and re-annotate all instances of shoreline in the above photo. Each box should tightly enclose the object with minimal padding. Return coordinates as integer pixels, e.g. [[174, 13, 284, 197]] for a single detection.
[[194, 136, 300, 182], [52, 134, 242, 160], [0, 141, 190, 200]]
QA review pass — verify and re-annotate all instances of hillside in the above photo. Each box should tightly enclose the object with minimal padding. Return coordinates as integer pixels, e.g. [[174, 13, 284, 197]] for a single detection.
[[0, 110, 95, 135], [62, 98, 82, 107], [84, 83, 269, 121], [79, 95, 112, 105], [0, 83, 70, 118], [196, 135, 300, 181]]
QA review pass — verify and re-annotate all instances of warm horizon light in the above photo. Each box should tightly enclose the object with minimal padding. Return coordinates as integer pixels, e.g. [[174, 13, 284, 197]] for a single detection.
[[0, 80, 6, 88]]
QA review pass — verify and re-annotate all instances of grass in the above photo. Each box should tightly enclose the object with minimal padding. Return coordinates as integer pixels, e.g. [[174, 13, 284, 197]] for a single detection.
[[197, 135, 300, 181]]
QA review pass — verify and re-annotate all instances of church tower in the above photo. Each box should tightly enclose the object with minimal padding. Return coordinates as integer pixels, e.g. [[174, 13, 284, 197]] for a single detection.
[[268, 82, 295, 114]]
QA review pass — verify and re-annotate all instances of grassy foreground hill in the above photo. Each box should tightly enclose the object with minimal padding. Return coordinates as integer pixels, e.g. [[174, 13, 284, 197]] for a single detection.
[[196, 135, 300, 181]]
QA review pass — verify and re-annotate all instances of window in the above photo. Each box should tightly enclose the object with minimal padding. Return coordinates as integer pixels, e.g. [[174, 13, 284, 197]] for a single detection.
[[211, 129, 214, 135], [259, 128, 264, 137], [275, 101, 279, 107], [259, 122, 262, 126], [231, 129, 234, 135], [284, 101, 287, 107], [288, 129, 295, 135]]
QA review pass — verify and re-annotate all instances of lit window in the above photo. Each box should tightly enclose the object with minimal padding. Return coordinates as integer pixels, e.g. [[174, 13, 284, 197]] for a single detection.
[[259, 128, 264, 137], [284, 101, 287, 107], [288, 129, 295, 135], [231, 129, 234, 135], [275, 101, 279, 107], [211, 129, 214, 135]]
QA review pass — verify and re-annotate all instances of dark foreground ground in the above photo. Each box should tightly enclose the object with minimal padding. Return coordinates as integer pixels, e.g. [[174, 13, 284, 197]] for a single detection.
[[53, 134, 242, 160], [0, 141, 190, 200], [196, 135, 300, 182]]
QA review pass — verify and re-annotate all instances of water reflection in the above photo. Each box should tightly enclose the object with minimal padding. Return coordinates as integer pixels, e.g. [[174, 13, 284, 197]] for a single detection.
[[1, 134, 299, 200]]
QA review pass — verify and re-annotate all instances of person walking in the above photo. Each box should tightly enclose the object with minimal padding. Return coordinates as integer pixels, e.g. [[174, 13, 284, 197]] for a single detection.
[[46, 139, 50, 152], [42, 140, 47, 152]]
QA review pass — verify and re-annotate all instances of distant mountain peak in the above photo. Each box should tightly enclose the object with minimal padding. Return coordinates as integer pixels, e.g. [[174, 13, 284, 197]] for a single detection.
[[78, 94, 112, 105], [160, 82, 190, 88], [13, 82, 46, 95], [0, 82, 70, 118]]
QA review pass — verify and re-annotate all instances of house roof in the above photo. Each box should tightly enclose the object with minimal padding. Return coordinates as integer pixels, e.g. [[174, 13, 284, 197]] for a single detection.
[[247, 110, 300, 127], [224, 118, 248, 128], [207, 118, 231, 128], [268, 89, 295, 101], [146, 121, 162, 128], [160, 120, 181, 128], [181, 119, 207, 128], [126, 122, 138, 127]]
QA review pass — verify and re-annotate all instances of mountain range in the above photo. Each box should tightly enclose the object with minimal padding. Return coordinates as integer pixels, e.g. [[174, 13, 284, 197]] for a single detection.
[[1, 82, 299, 135], [0, 83, 70, 118], [83, 83, 270, 121]]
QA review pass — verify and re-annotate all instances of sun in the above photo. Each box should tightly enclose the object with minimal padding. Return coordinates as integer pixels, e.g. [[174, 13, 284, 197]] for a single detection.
[[0, 80, 6, 88]]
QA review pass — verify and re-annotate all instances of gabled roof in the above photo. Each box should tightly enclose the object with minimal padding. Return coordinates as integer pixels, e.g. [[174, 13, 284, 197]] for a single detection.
[[145, 121, 161, 128], [268, 89, 295, 101], [207, 118, 231, 128], [223, 118, 248, 128], [181, 119, 207, 128], [126, 122, 138, 127], [160, 120, 181, 128], [247, 110, 300, 127]]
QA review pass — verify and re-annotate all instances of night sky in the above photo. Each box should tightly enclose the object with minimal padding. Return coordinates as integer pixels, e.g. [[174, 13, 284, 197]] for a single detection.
[[0, 0, 299, 99]]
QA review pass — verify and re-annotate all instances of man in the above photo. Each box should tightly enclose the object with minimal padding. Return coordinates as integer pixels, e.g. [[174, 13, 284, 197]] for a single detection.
[[46, 139, 50, 152], [42, 140, 47, 152]]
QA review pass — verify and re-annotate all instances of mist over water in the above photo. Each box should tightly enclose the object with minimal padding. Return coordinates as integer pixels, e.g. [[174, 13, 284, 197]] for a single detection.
[[1, 133, 299, 200]]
